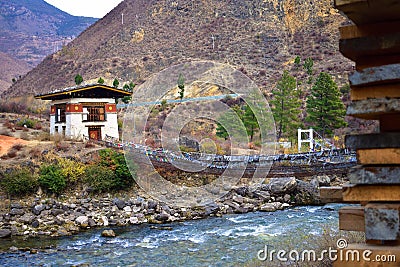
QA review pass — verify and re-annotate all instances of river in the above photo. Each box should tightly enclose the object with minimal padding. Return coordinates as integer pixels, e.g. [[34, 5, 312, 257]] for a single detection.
[[0, 204, 343, 266]]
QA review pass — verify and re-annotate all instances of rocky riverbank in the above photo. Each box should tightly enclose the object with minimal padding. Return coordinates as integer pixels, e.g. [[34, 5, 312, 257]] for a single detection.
[[0, 176, 332, 242]]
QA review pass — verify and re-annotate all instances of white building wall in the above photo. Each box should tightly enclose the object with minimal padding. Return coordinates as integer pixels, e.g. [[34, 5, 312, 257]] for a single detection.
[[67, 112, 86, 140], [50, 97, 119, 141], [50, 115, 55, 135], [103, 113, 119, 139]]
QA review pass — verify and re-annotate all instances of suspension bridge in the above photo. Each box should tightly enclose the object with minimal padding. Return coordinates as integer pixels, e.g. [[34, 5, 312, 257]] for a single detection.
[[95, 136, 356, 178]]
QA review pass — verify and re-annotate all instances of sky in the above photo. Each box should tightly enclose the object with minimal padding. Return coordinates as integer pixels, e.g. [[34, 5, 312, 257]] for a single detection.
[[44, 0, 124, 18]]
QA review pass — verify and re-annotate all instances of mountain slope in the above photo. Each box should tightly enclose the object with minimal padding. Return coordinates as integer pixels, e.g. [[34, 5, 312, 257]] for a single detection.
[[0, 0, 97, 66], [0, 52, 30, 94], [2, 0, 353, 98]]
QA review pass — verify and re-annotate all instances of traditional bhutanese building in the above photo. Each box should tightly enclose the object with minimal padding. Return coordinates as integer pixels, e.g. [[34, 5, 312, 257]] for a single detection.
[[35, 84, 131, 140]]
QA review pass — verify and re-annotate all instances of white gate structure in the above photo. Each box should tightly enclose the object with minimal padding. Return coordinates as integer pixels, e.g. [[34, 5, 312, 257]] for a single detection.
[[297, 128, 336, 152]]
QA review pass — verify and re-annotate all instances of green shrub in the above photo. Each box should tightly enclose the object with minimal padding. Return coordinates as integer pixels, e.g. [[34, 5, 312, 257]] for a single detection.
[[97, 149, 136, 190], [0, 168, 38, 196], [57, 158, 85, 183], [17, 118, 36, 129], [38, 164, 66, 194], [84, 165, 116, 193]]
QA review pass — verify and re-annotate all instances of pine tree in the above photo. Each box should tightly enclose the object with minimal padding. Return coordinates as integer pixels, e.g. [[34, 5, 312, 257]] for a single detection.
[[243, 104, 259, 142], [75, 74, 83, 85], [177, 74, 185, 100], [113, 78, 120, 88], [306, 72, 347, 137], [216, 105, 245, 141], [270, 70, 302, 140]]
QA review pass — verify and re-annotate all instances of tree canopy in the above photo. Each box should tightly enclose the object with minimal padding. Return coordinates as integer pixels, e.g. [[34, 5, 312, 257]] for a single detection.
[[75, 74, 83, 85], [306, 72, 346, 137], [177, 74, 185, 100], [270, 70, 302, 140], [113, 78, 120, 88]]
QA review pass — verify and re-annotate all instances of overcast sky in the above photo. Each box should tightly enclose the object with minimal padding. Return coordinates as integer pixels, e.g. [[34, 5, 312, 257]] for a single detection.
[[44, 0, 124, 18]]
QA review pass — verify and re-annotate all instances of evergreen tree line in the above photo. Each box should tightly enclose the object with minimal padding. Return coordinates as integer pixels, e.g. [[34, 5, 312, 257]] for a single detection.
[[270, 57, 346, 140], [216, 57, 347, 143]]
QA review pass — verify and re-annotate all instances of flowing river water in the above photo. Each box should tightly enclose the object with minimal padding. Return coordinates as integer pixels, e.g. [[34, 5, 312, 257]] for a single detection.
[[0, 205, 343, 266]]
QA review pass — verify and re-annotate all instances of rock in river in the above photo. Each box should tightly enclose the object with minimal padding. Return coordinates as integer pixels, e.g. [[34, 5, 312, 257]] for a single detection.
[[101, 229, 116, 237]]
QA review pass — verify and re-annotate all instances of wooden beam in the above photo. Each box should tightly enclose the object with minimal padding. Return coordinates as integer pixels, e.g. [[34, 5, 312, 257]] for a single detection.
[[339, 206, 365, 231], [349, 63, 400, 87], [340, 21, 400, 40], [340, 33, 400, 62], [334, 0, 400, 25], [347, 98, 400, 120], [355, 54, 400, 71], [346, 133, 400, 150], [365, 203, 400, 241], [333, 243, 400, 267], [381, 114, 400, 132], [343, 184, 400, 202], [320, 186, 343, 203], [357, 148, 400, 165], [351, 84, 400, 101], [349, 165, 400, 184]]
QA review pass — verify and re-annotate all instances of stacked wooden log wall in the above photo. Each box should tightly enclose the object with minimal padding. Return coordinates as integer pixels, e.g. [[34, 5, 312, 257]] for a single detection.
[[334, 0, 400, 266]]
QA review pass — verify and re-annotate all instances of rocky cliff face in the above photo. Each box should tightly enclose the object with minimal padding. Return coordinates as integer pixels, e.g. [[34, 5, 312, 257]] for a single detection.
[[2, 0, 352, 98]]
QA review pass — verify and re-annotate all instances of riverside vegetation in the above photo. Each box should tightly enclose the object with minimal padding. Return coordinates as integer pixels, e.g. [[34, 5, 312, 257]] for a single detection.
[[0, 143, 337, 243]]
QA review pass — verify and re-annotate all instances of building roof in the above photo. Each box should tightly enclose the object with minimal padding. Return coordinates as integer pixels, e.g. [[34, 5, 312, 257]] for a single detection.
[[34, 84, 132, 101]]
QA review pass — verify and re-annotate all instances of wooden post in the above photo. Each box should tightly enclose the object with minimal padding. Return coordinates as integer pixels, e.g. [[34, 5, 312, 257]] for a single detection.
[[334, 0, 400, 265]]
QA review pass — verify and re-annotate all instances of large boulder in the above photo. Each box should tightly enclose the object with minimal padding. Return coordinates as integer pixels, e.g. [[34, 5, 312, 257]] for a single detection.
[[260, 202, 283, 212], [311, 175, 331, 187], [266, 177, 297, 195], [155, 212, 170, 223], [0, 229, 12, 238], [113, 198, 126, 210], [32, 204, 45, 215], [101, 229, 116, 237], [18, 213, 35, 224], [10, 208, 24, 216], [75, 216, 89, 227], [293, 180, 319, 205]]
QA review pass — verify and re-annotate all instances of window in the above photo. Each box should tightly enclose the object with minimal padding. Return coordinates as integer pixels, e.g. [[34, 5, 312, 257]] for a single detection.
[[55, 104, 66, 123], [62, 126, 66, 136], [83, 106, 105, 122], [55, 126, 59, 133]]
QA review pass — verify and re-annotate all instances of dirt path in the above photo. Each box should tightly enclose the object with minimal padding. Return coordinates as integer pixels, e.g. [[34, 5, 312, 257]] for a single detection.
[[0, 135, 30, 156]]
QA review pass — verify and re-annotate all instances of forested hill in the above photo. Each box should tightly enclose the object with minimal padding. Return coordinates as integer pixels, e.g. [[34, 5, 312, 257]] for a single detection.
[[2, 0, 353, 98]]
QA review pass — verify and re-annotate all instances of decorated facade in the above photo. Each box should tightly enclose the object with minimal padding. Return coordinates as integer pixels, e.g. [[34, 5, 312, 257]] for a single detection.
[[35, 84, 131, 140]]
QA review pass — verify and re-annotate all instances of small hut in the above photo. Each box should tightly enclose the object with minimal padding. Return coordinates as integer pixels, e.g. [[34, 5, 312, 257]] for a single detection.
[[35, 84, 131, 140]]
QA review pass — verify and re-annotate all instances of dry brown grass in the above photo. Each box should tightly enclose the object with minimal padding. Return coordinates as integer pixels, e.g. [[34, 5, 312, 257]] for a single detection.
[[55, 141, 70, 152], [11, 143, 24, 151], [85, 142, 96, 148], [6, 149, 17, 158], [0, 129, 12, 136], [38, 131, 50, 141], [29, 147, 42, 158], [19, 132, 30, 140]]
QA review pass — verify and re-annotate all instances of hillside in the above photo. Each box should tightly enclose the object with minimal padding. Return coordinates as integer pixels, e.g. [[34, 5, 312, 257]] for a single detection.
[[0, 52, 30, 94], [2, 0, 353, 98], [0, 0, 97, 88]]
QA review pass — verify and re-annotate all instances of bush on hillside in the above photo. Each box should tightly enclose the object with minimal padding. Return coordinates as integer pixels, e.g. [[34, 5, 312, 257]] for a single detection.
[[57, 158, 85, 183], [0, 167, 38, 196], [97, 149, 136, 190], [38, 164, 66, 194], [17, 118, 36, 129], [84, 165, 116, 193]]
